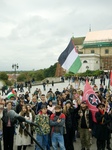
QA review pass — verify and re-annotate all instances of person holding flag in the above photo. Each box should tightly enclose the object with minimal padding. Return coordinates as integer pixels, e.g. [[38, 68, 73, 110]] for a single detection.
[[82, 80, 101, 145]]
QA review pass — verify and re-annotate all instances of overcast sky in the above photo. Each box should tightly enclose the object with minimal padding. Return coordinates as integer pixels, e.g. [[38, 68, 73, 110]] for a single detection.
[[0, 0, 112, 71]]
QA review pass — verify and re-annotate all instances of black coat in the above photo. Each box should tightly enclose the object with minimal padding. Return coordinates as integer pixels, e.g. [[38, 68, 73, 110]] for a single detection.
[[1, 109, 17, 127], [95, 111, 110, 140], [65, 106, 80, 132]]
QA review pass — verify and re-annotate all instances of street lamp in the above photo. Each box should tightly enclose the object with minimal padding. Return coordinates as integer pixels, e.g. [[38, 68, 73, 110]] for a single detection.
[[12, 63, 19, 88]]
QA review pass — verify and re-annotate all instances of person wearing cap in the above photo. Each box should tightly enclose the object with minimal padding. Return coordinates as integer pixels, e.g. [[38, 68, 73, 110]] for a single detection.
[[50, 105, 66, 150], [63, 99, 80, 150], [35, 104, 50, 150], [78, 101, 93, 150], [95, 103, 111, 150]]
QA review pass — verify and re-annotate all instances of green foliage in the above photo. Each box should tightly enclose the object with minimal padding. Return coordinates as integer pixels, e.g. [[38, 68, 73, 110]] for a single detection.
[[16, 63, 57, 82], [5, 80, 12, 86], [82, 69, 104, 76], [64, 72, 74, 78], [17, 72, 31, 82], [34, 70, 44, 81], [64, 70, 104, 77], [0, 72, 8, 80], [44, 63, 57, 78]]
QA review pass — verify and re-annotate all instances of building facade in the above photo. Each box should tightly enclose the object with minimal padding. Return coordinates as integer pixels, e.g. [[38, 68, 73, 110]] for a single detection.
[[55, 29, 112, 76], [79, 54, 100, 73], [82, 30, 112, 70]]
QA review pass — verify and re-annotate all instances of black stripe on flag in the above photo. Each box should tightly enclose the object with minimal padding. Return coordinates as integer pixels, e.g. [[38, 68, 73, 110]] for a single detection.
[[58, 39, 74, 66]]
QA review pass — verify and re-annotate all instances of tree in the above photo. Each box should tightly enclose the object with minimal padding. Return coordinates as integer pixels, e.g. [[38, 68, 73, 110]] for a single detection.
[[0, 72, 8, 80]]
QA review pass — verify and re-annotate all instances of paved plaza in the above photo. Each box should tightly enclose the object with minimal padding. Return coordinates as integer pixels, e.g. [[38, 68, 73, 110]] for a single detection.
[[1, 78, 112, 150], [19, 78, 110, 97]]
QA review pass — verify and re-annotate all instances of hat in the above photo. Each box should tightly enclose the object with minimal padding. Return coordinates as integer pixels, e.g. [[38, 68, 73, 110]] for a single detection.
[[65, 100, 72, 105], [41, 104, 47, 109], [96, 103, 105, 108], [81, 101, 87, 104]]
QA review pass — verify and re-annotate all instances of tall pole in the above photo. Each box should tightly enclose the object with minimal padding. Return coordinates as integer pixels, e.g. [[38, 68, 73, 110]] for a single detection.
[[12, 64, 19, 88]]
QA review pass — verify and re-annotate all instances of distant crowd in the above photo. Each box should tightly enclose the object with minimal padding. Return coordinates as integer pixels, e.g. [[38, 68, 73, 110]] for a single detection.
[[0, 74, 112, 150]]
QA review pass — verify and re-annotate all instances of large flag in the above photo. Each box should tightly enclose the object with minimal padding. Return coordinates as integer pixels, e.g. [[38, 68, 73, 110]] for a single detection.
[[58, 38, 82, 74], [82, 80, 100, 122]]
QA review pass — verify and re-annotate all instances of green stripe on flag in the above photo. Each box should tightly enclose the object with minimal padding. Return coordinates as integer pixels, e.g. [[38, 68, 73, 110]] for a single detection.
[[7, 92, 15, 99], [69, 56, 82, 73]]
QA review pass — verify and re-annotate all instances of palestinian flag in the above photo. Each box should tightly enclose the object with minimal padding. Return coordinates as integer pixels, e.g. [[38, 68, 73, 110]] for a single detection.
[[7, 89, 15, 99], [58, 38, 82, 73]]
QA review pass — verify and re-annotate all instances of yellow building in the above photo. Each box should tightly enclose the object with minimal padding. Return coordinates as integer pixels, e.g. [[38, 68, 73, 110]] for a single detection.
[[82, 29, 112, 70]]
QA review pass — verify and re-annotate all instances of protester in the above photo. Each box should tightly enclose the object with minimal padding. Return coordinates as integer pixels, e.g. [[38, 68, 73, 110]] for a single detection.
[[95, 103, 110, 150], [63, 99, 79, 150], [30, 96, 38, 114], [50, 105, 66, 150], [78, 101, 93, 150], [1, 101, 17, 150], [26, 104, 35, 145], [74, 78, 80, 90], [15, 105, 32, 150], [47, 100, 55, 114], [36, 94, 47, 113], [16, 98, 24, 114], [35, 104, 50, 150], [46, 90, 55, 101]]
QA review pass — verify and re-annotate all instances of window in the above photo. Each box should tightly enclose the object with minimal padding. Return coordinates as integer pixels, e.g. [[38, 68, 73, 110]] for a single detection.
[[83, 60, 88, 63], [105, 49, 109, 54], [91, 50, 94, 53]]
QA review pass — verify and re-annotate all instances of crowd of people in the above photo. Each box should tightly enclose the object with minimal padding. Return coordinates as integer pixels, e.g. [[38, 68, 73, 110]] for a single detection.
[[0, 76, 112, 150]]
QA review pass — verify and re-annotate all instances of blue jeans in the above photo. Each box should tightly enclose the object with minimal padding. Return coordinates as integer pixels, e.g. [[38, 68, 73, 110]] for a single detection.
[[51, 132, 65, 150], [35, 134, 49, 150]]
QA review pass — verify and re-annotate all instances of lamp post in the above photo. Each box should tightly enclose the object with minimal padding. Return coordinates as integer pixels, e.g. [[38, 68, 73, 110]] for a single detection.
[[12, 63, 19, 88]]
